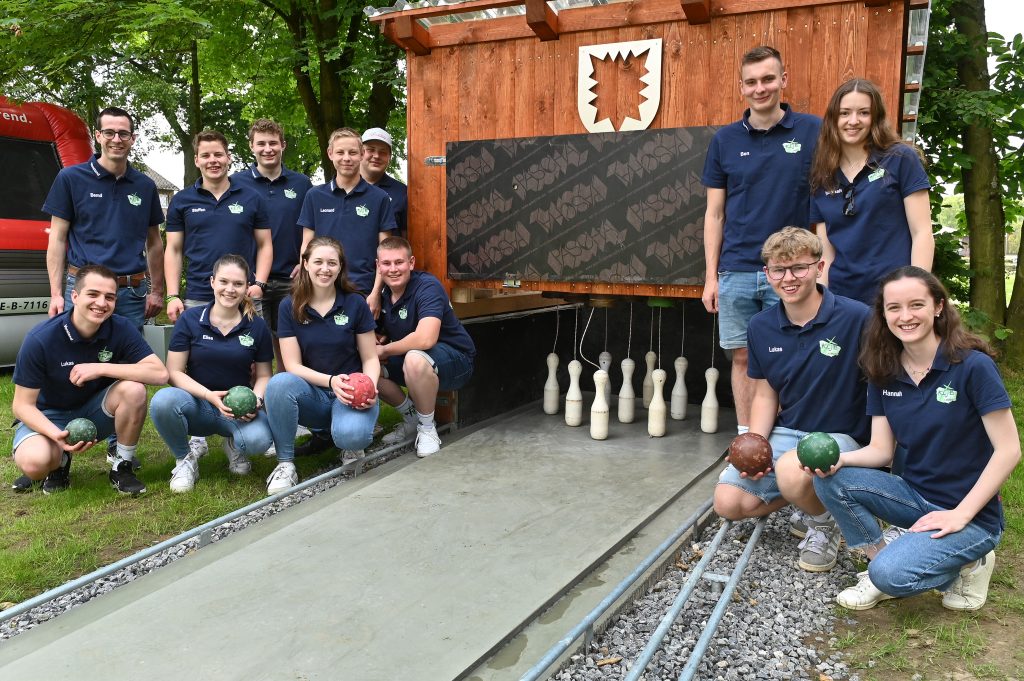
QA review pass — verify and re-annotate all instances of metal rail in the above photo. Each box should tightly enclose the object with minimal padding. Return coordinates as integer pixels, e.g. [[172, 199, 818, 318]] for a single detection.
[[0, 429, 445, 626]]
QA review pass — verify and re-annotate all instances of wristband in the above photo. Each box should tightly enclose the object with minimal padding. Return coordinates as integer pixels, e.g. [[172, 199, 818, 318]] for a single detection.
[[328, 374, 336, 389], [165, 294, 180, 303], [253, 280, 267, 292]]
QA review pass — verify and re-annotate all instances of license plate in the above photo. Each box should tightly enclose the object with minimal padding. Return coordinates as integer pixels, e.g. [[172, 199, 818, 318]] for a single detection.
[[0, 297, 50, 315]]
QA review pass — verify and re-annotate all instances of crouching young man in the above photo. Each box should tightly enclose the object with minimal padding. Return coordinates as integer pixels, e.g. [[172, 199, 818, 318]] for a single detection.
[[375, 237, 475, 457], [12, 265, 168, 495], [713, 227, 870, 571]]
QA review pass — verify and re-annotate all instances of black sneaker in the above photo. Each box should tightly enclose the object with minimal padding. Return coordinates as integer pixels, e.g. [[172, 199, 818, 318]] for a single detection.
[[294, 432, 334, 457], [42, 454, 72, 495], [12, 474, 35, 493], [106, 440, 141, 470], [109, 459, 146, 495]]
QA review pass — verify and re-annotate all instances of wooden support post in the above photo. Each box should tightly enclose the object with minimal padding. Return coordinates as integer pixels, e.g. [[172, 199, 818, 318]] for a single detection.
[[680, 0, 711, 24], [394, 16, 432, 56], [526, 0, 559, 41]]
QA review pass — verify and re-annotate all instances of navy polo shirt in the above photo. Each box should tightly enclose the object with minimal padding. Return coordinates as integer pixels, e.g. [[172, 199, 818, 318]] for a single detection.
[[379, 271, 476, 359], [702, 105, 822, 272], [231, 165, 313, 278], [868, 349, 1011, 534], [747, 286, 870, 443], [165, 179, 271, 301], [810, 145, 930, 305], [13, 311, 154, 411], [297, 178, 396, 293], [168, 303, 274, 391], [374, 173, 408, 235], [42, 155, 165, 274], [276, 292, 375, 375]]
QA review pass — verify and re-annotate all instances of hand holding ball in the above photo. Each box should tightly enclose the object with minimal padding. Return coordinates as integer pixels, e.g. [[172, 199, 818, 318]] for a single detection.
[[66, 417, 98, 445], [346, 372, 377, 409], [223, 386, 258, 417], [797, 432, 841, 471], [728, 433, 773, 476]]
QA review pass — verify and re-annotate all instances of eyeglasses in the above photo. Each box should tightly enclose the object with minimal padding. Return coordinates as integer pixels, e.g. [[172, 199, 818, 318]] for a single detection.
[[764, 260, 820, 280], [842, 185, 856, 217], [98, 129, 134, 141]]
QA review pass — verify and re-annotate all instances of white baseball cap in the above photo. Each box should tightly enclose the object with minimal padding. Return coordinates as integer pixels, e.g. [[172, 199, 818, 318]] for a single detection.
[[361, 127, 393, 148]]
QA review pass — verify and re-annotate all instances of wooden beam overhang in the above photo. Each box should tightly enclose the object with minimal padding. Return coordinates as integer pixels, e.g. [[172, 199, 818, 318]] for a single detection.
[[525, 0, 560, 40]]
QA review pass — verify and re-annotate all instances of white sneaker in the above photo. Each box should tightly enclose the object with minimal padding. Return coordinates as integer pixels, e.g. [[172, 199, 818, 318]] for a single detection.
[[266, 461, 298, 495], [295, 424, 311, 438], [382, 419, 417, 445], [415, 424, 441, 458], [837, 570, 896, 610], [943, 550, 995, 611], [341, 449, 365, 465], [224, 437, 251, 476], [881, 525, 907, 545], [789, 509, 809, 538], [263, 443, 277, 458], [189, 436, 209, 459], [169, 456, 198, 493]]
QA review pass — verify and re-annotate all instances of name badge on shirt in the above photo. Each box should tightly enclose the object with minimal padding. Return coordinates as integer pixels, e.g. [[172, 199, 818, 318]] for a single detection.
[[239, 334, 254, 347], [284, 189, 297, 199], [228, 202, 244, 214], [334, 313, 349, 326], [356, 205, 369, 218], [98, 347, 113, 363], [819, 337, 841, 357], [782, 139, 802, 154], [128, 193, 142, 207], [936, 384, 957, 404], [868, 168, 886, 182]]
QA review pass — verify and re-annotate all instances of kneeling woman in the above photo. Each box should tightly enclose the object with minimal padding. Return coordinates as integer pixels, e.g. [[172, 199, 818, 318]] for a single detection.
[[812, 267, 1020, 611], [263, 236, 379, 495], [151, 254, 274, 492]]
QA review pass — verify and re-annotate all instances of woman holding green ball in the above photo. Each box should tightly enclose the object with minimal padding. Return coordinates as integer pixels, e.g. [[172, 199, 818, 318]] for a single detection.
[[150, 254, 274, 492]]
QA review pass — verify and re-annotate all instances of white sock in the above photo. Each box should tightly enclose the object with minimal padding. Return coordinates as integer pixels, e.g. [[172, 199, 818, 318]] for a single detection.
[[114, 443, 137, 469], [737, 425, 749, 435], [417, 410, 435, 428]]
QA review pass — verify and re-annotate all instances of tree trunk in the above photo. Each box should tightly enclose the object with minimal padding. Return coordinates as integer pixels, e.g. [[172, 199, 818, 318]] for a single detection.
[[367, 35, 400, 129], [951, 0, 1006, 337]]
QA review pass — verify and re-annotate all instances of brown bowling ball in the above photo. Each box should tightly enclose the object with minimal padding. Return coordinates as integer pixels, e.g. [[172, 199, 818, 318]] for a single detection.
[[728, 433, 773, 475]]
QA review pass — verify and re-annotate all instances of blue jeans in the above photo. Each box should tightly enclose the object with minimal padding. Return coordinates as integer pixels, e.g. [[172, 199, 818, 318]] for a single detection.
[[65, 274, 147, 332], [813, 467, 1000, 597], [716, 270, 780, 349], [264, 372, 379, 461], [383, 342, 475, 391], [150, 387, 273, 460]]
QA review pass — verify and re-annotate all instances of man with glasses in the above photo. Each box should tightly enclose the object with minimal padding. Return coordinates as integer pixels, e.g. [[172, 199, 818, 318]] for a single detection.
[[700, 46, 821, 435], [713, 227, 870, 573]]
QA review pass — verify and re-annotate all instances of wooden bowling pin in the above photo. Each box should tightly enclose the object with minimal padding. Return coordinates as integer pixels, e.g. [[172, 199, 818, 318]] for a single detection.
[[598, 350, 612, 404], [565, 360, 583, 426], [648, 369, 667, 437], [701, 367, 719, 433], [642, 350, 656, 408], [618, 358, 636, 423], [671, 356, 688, 420], [543, 352, 560, 415], [590, 370, 610, 440]]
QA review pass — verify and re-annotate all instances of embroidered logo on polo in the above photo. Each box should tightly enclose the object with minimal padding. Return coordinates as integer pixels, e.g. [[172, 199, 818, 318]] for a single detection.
[[398, 306, 408, 320], [334, 313, 349, 326], [819, 337, 841, 357], [782, 139, 802, 154], [228, 202, 244, 214], [127, 193, 142, 207], [936, 383, 957, 404], [868, 168, 886, 182], [239, 334, 254, 347], [355, 205, 369, 218], [98, 347, 113, 362], [284, 189, 297, 199]]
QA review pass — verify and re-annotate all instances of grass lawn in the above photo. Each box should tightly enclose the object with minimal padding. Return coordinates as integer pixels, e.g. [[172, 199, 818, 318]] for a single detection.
[[0, 370, 400, 605]]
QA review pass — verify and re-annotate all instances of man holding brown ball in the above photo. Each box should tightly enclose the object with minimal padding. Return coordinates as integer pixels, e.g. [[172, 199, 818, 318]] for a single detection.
[[712, 227, 870, 572]]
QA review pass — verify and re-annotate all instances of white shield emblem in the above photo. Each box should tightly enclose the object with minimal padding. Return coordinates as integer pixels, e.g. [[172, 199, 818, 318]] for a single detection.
[[578, 38, 662, 133]]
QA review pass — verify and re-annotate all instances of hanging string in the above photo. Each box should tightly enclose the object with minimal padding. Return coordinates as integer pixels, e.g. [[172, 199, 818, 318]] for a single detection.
[[603, 308, 609, 352], [626, 301, 633, 358], [552, 307, 560, 354], [710, 313, 717, 368], [680, 304, 685, 356], [657, 307, 663, 369], [573, 306, 579, 361], [580, 308, 599, 369], [648, 306, 654, 351]]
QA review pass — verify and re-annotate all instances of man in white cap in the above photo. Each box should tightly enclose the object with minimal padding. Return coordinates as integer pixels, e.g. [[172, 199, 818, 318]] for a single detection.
[[361, 127, 408, 238]]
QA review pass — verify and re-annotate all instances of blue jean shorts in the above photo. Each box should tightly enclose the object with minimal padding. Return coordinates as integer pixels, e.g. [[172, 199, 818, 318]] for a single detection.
[[717, 426, 862, 504], [12, 383, 117, 453], [383, 342, 474, 391], [717, 270, 780, 350]]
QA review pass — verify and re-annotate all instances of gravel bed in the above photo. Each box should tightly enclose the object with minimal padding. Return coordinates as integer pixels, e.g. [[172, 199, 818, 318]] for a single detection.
[[551, 512, 861, 681], [0, 441, 409, 644]]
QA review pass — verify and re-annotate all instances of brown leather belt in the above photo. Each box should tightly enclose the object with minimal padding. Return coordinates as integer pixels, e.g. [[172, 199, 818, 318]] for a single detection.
[[67, 264, 147, 288]]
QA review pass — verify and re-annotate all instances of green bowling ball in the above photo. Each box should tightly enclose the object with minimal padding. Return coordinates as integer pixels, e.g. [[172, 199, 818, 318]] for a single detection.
[[223, 386, 258, 417], [797, 431, 841, 471], [66, 417, 98, 445]]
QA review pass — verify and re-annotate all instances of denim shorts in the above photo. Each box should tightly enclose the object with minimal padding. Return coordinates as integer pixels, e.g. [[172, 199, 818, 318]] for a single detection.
[[717, 270, 780, 350], [717, 426, 862, 504], [383, 343, 474, 391], [13, 383, 117, 453]]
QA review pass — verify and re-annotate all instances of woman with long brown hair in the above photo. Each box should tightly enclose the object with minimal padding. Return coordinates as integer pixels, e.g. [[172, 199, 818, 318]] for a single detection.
[[810, 267, 1020, 612], [262, 237, 380, 495], [808, 79, 933, 304]]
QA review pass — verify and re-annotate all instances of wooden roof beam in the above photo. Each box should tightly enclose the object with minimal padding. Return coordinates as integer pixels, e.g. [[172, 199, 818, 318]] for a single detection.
[[526, 0, 559, 40], [680, 0, 710, 24], [392, 16, 432, 56]]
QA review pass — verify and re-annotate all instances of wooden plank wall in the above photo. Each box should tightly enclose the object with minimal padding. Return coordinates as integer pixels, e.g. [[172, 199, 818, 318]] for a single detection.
[[405, 0, 906, 299]]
